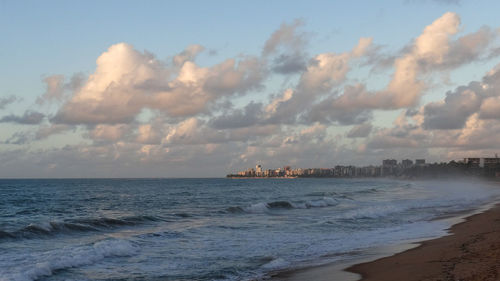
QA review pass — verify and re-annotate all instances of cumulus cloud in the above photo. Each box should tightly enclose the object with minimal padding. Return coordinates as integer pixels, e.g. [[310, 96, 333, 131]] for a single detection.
[[347, 123, 373, 138], [479, 96, 500, 119], [3, 13, 500, 177], [136, 123, 162, 144], [304, 84, 373, 125], [423, 62, 500, 129], [52, 43, 265, 125], [173, 44, 205, 67], [37, 73, 84, 104], [262, 19, 307, 56], [263, 37, 373, 125], [0, 110, 45, 125], [384, 12, 460, 108], [2, 131, 33, 145], [262, 19, 310, 75], [35, 124, 73, 140], [440, 26, 498, 68], [423, 85, 482, 130], [88, 124, 130, 142], [305, 11, 497, 128], [209, 102, 263, 129], [271, 54, 307, 74], [38, 75, 65, 103], [0, 95, 18, 110], [362, 62, 500, 157]]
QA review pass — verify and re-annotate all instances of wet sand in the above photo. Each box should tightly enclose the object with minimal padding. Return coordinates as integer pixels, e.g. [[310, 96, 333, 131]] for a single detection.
[[273, 204, 500, 281]]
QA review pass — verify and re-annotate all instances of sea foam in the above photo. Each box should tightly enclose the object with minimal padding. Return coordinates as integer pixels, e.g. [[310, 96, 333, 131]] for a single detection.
[[0, 239, 139, 281], [227, 197, 339, 214]]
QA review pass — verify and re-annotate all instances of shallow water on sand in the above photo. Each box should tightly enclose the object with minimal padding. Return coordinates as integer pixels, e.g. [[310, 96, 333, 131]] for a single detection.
[[0, 178, 498, 281]]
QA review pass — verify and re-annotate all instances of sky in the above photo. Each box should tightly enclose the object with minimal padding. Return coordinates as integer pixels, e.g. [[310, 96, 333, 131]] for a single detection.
[[2, 0, 500, 178]]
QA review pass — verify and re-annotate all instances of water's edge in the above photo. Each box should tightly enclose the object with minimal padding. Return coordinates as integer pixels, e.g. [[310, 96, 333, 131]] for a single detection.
[[268, 199, 500, 281]]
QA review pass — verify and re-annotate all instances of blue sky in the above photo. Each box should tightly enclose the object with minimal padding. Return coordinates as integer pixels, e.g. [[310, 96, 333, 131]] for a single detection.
[[1, 0, 500, 177]]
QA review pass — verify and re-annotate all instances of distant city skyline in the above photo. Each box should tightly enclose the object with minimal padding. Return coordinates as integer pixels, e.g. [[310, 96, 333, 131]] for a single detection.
[[2, 0, 500, 178]]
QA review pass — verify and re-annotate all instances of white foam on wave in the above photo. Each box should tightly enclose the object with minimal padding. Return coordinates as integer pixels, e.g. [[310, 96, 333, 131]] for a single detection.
[[242, 197, 338, 213], [0, 239, 139, 281], [243, 202, 269, 213], [305, 197, 338, 208], [261, 257, 289, 270]]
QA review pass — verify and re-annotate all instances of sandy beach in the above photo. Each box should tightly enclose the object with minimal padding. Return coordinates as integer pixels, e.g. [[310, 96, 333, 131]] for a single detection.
[[273, 204, 500, 281]]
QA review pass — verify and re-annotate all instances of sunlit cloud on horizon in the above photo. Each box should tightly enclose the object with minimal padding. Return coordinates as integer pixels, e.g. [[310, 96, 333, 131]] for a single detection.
[[1, 1, 500, 177]]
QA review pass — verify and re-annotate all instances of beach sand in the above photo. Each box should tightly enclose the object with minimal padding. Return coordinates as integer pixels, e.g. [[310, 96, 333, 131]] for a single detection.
[[273, 204, 500, 281]]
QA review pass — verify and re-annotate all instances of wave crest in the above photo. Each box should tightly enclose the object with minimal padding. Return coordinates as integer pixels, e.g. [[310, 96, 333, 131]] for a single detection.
[[226, 197, 338, 214], [0, 215, 160, 241], [0, 239, 139, 281]]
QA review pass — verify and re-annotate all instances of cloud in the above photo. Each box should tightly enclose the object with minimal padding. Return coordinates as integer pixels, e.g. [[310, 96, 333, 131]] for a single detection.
[[4, 14, 500, 178], [88, 124, 130, 142], [271, 54, 307, 74], [52, 43, 266, 125], [439, 26, 497, 69], [0, 95, 18, 110], [35, 124, 73, 140], [384, 12, 460, 108], [423, 62, 500, 129], [37, 74, 84, 104], [360, 63, 500, 156], [0, 110, 45, 125], [262, 19, 307, 55], [264, 37, 373, 125], [39, 75, 64, 103], [423, 84, 482, 130], [479, 96, 500, 119], [209, 102, 263, 129], [2, 131, 33, 145], [172, 44, 205, 67], [307, 12, 496, 121], [263, 19, 310, 75], [347, 123, 373, 138], [304, 84, 373, 125], [135, 125, 159, 145]]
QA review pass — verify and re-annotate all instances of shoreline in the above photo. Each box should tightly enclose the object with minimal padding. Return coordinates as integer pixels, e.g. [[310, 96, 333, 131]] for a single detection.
[[270, 200, 500, 281], [347, 202, 500, 281]]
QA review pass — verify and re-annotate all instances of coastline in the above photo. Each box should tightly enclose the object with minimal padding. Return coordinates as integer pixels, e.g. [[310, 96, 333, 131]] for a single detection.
[[270, 201, 500, 281]]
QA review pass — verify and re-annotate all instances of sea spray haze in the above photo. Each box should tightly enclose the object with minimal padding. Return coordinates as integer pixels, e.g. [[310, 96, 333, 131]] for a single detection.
[[1, 178, 499, 281]]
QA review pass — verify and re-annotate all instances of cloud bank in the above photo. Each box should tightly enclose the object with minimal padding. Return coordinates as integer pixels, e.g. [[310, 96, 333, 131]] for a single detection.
[[2, 12, 500, 177]]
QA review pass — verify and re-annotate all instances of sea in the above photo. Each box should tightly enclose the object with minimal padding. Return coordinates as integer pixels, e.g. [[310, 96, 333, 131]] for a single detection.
[[1, 178, 499, 281]]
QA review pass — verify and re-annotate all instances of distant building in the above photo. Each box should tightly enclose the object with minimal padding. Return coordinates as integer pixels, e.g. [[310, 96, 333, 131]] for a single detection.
[[483, 158, 500, 166], [481, 157, 500, 177], [382, 159, 397, 176], [382, 159, 397, 166], [256, 164, 262, 173], [227, 156, 500, 179], [464, 158, 481, 167], [415, 159, 426, 166], [402, 159, 413, 168], [255, 164, 262, 176]]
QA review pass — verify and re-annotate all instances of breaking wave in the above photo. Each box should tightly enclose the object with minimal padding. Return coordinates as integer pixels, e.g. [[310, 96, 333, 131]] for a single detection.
[[226, 197, 339, 214], [0, 215, 160, 241], [0, 238, 139, 281]]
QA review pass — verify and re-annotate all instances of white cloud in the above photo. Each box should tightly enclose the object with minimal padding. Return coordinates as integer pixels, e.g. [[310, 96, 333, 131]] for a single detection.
[[173, 44, 205, 67], [3, 13, 500, 177], [53, 43, 265, 125]]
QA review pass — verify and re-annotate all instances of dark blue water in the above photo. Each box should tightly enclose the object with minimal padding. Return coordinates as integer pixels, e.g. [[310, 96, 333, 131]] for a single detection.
[[0, 178, 498, 281]]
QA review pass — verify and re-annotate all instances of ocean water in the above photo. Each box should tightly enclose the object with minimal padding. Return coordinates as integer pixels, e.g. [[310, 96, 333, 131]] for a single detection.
[[0, 178, 499, 281]]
